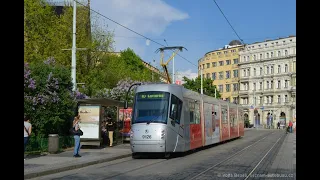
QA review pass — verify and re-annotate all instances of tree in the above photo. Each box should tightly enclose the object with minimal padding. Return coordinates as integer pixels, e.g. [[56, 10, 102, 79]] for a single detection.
[[24, 58, 77, 137], [24, 0, 160, 99], [182, 76, 221, 98], [80, 48, 160, 97], [95, 78, 151, 103], [118, 48, 159, 82], [24, 0, 115, 77]]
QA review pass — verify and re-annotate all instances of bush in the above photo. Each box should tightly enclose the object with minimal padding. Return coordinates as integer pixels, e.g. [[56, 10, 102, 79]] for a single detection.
[[24, 58, 77, 137], [25, 134, 75, 153]]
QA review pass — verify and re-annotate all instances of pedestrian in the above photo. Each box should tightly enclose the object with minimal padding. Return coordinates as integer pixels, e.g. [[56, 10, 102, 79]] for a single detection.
[[277, 122, 280, 129], [73, 115, 82, 157], [106, 114, 115, 147], [288, 120, 293, 133], [24, 116, 32, 160], [101, 118, 108, 146]]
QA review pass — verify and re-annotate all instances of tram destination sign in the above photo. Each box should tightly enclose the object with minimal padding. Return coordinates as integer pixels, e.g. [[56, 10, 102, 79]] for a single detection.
[[137, 92, 168, 100]]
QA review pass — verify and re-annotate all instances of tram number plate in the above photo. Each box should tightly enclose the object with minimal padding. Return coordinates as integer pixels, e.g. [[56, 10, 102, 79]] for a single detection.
[[142, 135, 152, 139]]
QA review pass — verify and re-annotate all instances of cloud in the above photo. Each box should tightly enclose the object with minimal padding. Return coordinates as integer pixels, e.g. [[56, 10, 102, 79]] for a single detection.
[[175, 69, 198, 84], [90, 0, 189, 55]]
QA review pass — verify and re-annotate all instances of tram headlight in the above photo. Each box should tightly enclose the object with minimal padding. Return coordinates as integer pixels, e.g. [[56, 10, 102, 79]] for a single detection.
[[160, 129, 165, 140], [130, 130, 134, 139]]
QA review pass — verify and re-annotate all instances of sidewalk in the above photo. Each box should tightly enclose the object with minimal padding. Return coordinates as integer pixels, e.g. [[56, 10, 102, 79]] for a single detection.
[[24, 144, 132, 179], [270, 132, 296, 178]]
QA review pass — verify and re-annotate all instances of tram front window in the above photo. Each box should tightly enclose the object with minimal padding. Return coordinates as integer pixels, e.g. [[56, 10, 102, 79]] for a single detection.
[[132, 91, 170, 124]]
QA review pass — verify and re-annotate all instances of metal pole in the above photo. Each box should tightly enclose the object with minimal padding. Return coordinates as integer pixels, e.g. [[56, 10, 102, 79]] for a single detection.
[[253, 90, 256, 128], [71, 0, 77, 91], [172, 56, 175, 84], [200, 68, 203, 95], [215, 88, 217, 98]]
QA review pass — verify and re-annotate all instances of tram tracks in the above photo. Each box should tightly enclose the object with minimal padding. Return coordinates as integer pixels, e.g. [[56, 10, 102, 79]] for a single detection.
[[100, 131, 278, 180], [188, 131, 285, 180]]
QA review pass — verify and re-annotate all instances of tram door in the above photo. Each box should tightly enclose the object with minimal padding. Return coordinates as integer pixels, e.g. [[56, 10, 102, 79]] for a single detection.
[[220, 105, 229, 141], [167, 94, 184, 152]]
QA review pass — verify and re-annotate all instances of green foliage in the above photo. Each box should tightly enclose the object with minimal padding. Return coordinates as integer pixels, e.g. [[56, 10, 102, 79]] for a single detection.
[[24, 0, 162, 140], [24, 60, 77, 137], [182, 76, 221, 98], [25, 134, 75, 153], [82, 49, 160, 96]]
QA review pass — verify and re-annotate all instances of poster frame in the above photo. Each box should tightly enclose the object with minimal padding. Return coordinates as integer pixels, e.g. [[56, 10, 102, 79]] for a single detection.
[[78, 104, 101, 145]]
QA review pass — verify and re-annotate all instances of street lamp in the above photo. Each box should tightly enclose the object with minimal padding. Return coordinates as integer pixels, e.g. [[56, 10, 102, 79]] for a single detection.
[[124, 83, 142, 109]]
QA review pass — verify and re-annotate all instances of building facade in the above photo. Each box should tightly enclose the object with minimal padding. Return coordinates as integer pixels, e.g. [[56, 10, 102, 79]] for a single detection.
[[198, 41, 244, 102], [238, 36, 296, 128]]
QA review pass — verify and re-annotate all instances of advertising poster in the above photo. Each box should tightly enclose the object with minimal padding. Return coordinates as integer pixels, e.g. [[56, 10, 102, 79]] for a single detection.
[[78, 105, 100, 139], [280, 117, 286, 128], [119, 108, 132, 137]]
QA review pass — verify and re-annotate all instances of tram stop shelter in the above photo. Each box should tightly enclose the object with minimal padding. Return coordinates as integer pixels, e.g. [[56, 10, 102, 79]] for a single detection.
[[76, 98, 132, 147]]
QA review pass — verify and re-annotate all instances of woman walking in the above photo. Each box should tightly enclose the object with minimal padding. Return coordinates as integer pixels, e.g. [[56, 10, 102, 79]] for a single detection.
[[73, 115, 81, 157]]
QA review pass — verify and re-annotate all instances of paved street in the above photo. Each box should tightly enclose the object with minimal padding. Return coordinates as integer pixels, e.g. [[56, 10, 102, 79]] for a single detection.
[[28, 129, 296, 180]]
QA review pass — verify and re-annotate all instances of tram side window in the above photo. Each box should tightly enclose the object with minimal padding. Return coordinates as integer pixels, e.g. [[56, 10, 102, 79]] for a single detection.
[[194, 102, 200, 124], [189, 101, 195, 124], [230, 109, 236, 127], [234, 110, 238, 126], [170, 95, 183, 124], [222, 108, 228, 124]]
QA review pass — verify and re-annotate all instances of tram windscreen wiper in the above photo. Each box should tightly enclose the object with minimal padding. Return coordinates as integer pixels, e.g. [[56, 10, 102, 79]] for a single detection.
[[147, 104, 166, 124]]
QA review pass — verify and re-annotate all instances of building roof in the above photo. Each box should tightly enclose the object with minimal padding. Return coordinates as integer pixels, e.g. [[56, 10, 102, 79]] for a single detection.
[[229, 40, 242, 46]]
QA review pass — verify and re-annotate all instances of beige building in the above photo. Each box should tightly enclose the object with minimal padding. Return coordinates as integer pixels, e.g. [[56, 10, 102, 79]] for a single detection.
[[238, 36, 296, 128], [198, 40, 244, 102]]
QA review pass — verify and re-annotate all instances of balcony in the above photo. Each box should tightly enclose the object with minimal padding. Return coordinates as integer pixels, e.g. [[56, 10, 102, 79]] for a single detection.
[[239, 90, 249, 96], [239, 76, 250, 82]]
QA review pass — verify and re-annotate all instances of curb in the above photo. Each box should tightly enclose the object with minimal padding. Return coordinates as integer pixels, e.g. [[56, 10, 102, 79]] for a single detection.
[[24, 153, 132, 179]]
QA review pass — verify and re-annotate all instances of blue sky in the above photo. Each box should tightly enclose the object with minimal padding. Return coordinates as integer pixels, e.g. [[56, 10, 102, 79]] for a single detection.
[[55, 0, 296, 80]]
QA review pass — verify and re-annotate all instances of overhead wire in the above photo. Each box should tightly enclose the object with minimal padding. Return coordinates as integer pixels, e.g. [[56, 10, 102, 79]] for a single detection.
[[212, 0, 290, 116], [74, 0, 198, 67]]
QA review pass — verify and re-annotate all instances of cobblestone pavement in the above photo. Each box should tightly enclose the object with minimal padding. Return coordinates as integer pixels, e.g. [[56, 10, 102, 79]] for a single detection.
[[29, 129, 295, 180]]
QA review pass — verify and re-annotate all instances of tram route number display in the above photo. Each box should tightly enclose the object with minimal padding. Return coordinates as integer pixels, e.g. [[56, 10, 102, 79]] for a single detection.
[[142, 135, 152, 139]]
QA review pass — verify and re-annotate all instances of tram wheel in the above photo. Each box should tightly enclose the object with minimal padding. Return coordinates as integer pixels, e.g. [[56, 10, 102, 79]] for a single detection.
[[164, 153, 171, 159], [132, 153, 139, 159]]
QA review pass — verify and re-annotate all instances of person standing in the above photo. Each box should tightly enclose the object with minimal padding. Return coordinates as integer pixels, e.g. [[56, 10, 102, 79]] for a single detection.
[[106, 114, 115, 147], [24, 116, 32, 160], [288, 120, 293, 133], [277, 121, 280, 129], [73, 115, 81, 157]]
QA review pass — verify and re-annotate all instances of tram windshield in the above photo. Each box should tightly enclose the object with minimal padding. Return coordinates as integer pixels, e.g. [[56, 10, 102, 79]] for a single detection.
[[132, 91, 170, 124]]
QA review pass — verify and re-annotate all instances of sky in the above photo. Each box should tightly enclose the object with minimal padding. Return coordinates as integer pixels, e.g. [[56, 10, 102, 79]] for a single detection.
[[53, 0, 296, 81]]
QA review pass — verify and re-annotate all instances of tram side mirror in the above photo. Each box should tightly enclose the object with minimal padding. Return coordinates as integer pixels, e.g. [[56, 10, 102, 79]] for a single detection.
[[124, 101, 128, 109]]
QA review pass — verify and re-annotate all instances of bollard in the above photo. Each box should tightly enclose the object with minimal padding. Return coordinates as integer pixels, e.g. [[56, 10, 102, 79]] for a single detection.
[[48, 134, 59, 153]]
